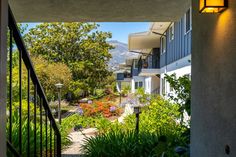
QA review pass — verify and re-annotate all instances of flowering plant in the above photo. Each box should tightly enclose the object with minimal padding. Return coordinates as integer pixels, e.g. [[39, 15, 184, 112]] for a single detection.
[[80, 100, 122, 118]]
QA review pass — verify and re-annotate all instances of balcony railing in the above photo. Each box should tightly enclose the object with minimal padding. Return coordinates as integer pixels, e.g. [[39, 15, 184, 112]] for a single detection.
[[7, 7, 61, 157], [116, 71, 131, 81]]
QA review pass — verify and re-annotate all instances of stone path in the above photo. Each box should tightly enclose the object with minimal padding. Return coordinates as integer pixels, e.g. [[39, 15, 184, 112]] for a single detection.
[[62, 128, 97, 156]]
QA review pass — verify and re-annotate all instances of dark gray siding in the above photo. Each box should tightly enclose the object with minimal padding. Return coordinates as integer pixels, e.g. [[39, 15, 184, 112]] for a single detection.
[[160, 16, 192, 68], [131, 60, 139, 77], [150, 48, 160, 69], [132, 68, 139, 76]]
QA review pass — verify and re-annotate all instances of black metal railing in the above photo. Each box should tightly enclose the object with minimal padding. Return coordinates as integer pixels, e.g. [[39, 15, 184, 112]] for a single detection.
[[124, 71, 131, 78], [7, 7, 61, 157]]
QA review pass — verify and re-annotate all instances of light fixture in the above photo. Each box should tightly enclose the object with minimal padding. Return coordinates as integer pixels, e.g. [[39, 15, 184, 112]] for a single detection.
[[199, 0, 228, 13], [55, 83, 63, 89], [55, 83, 63, 124]]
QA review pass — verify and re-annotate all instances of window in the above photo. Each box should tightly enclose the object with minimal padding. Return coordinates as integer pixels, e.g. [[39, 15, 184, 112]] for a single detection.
[[162, 78, 165, 95], [185, 8, 192, 34], [135, 81, 143, 89], [133, 59, 138, 69], [161, 35, 166, 54], [139, 82, 143, 87], [135, 82, 139, 89], [169, 24, 174, 41]]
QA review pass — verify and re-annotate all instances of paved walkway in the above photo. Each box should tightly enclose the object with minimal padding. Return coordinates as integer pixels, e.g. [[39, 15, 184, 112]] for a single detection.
[[118, 103, 134, 123], [62, 128, 97, 156]]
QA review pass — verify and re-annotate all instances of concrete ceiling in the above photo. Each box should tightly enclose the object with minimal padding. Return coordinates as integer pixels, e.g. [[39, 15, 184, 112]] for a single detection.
[[9, 0, 191, 22], [129, 31, 161, 51]]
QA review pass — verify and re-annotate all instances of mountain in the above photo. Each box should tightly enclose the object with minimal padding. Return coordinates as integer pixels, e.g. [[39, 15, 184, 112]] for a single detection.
[[108, 40, 138, 71]]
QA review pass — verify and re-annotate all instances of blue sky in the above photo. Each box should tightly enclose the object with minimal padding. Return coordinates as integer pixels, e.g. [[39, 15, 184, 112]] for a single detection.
[[97, 22, 149, 43], [23, 22, 149, 44]]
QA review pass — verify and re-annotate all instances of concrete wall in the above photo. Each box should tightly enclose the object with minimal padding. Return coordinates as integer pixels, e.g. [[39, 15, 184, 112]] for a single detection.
[[151, 76, 160, 93], [144, 77, 152, 94], [191, 0, 236, 156]]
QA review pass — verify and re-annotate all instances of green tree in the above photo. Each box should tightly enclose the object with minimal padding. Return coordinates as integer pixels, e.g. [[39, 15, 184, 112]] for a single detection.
[[9, 54, 72, 101], [32, 56, 72, 100], [165, 74, 191, 120], [24, 23, 113, 97]]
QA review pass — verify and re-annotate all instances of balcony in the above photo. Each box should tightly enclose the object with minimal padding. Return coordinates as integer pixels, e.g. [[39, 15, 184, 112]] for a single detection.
[[116, 71, 132, 81], [138, 59, 160, 77], [139, 68, 160, 76]]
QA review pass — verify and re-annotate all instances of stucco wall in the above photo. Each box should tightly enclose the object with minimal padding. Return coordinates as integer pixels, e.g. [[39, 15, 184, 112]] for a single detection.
[[191, 0, 236, 156], [151, 76, 160, 93]]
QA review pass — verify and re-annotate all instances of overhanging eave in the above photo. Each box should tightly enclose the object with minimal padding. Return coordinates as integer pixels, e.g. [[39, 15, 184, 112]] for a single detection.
[[9, 0, 191, 22]]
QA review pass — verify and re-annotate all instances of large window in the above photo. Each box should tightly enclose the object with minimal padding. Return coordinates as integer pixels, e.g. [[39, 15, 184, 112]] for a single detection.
[[185, 8, 192, 34], [133, 59, 138, 69], [161, 34, 166, 55], [169, 24, 174, 41]]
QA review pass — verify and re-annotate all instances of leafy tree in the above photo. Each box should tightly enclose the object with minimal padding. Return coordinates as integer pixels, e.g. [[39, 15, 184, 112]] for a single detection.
[[164, 74, 191, 122], [10, 55, 72, 101], [31, 56, 72, 100], [24, 23, 113, 97]]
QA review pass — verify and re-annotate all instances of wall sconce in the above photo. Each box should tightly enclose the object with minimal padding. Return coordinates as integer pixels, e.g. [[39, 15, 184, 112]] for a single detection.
[[199, 0, 228, 13]]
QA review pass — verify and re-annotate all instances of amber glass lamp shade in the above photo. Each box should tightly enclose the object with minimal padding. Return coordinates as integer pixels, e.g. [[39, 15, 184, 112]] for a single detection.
[[199, 0, 228, 13]]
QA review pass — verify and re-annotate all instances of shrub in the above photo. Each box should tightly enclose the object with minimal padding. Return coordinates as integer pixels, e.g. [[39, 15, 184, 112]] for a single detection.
[[7, 100, 52, 156], [90, 96, 189, 156], [164, 74, 191, 119], [82, 131, 160, 157], [32, 55, 72, 101], [102, 96, 184, 134], [60, 114, 111, 147], [80, 100, 122, 118]]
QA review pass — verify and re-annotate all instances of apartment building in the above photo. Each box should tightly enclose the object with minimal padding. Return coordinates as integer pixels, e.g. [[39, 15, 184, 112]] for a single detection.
[[120, 8, 192, 95], [159, 8, 192, 96]]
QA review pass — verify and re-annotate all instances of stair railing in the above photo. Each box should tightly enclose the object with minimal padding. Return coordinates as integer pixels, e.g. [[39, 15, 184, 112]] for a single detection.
[[7, 6, 61, 157]]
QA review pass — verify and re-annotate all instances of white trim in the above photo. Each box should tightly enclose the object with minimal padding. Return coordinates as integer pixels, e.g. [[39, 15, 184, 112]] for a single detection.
[[184, 7, 192, 35], [160, 54, 191, 73], [169, 23, 174, 41], [160, 34, 166, 55]]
